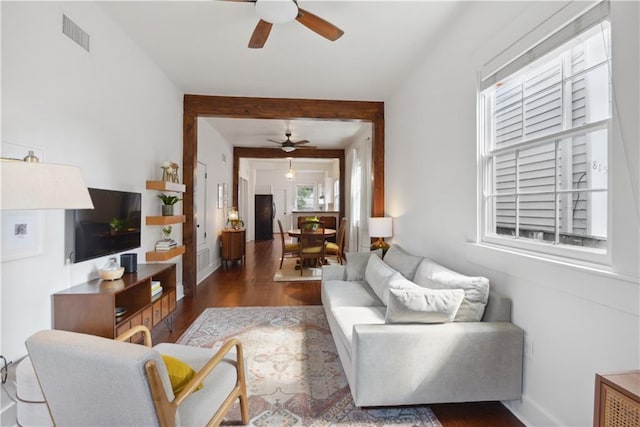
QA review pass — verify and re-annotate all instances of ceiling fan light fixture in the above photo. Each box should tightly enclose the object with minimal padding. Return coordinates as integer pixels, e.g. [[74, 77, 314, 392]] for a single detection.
[[255, 0, 298, 24], [281, 145, 295, 153]]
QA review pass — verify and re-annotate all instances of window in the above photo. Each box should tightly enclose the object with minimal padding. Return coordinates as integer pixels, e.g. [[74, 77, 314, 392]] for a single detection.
[[479, 5, 611, 262], [295, 184, 316, 211]]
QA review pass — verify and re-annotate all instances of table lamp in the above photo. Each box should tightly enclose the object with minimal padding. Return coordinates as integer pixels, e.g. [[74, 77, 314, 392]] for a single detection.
[[1, 156, 93, 210], [368, 217, 392, 252], [227, 207, 244, 229]]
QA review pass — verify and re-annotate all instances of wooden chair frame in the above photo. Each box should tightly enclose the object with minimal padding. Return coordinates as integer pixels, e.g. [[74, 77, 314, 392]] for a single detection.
[[297, 221, 326, 275], [326, 217, 348, 264], [277, 219, 299, 269], [116, 326, 249, 427]]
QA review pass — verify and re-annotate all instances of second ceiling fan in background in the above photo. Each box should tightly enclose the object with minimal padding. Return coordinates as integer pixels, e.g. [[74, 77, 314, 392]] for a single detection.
[[223, 0, 344, 48]]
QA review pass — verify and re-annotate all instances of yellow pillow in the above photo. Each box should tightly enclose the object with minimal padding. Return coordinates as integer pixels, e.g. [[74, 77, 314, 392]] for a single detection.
[[161, 354, 203, 395]]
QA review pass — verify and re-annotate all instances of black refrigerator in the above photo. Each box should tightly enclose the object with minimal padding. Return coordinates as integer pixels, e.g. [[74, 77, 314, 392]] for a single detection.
[[255, 194, 275, 240]]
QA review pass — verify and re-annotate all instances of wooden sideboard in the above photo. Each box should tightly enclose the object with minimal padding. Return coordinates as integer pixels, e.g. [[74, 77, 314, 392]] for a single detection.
[[594, 371, 640, 427], [221, 228, 246, 268], [53, 263, 176, 341]]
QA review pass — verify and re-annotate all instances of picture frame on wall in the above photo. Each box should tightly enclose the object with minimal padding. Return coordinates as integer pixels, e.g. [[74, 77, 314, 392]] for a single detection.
[[217, 183, 224, 209], [1, 211, 44, 261]]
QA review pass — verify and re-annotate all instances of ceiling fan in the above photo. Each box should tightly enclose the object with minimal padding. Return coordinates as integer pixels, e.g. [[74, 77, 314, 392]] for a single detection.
[[223, 0, 344, 48], [268, 131, 316, 152]]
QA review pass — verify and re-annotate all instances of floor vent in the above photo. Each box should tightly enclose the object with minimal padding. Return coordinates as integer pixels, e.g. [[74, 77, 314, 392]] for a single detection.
[[62, 15, 90, 52]]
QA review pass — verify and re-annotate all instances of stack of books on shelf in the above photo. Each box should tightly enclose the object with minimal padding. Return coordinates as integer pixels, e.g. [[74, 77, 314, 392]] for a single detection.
[[151, 280, 162, 298], [155, 239, 177, 252]]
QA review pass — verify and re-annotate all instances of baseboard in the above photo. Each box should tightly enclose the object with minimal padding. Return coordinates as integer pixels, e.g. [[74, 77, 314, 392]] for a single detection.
[[503, 394, 564, 426]]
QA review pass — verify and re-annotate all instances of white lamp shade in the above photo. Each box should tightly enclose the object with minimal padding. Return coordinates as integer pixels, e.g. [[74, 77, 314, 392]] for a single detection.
[[1, 161, 94, 210], [368, 217, 392, 238], [228, 208, 239, 221], [255, 0, 298, 24]]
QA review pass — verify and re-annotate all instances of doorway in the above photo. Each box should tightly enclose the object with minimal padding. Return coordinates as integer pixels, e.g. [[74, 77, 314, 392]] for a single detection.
[[182, 95, 385, 296]]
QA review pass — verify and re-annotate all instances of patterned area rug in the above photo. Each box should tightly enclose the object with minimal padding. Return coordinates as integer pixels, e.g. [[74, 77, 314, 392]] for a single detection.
[[177, 306, 442, 426], [273, 258, 337, 282]]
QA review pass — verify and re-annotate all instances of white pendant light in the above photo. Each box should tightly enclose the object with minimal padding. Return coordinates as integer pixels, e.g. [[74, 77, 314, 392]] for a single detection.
[[285, 159, 296, 181]]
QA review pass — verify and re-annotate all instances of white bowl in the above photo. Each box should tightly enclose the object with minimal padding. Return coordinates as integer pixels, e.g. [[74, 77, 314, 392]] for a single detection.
[[99, 267, 125, 281]]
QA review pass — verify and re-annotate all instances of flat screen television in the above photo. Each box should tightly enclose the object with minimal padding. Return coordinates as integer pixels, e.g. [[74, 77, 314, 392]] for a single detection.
[[66, 188, 142, 263]]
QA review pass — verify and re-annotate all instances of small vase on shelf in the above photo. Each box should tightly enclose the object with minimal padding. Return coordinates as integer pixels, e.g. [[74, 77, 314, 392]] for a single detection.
[[162, 205, 174, 216]]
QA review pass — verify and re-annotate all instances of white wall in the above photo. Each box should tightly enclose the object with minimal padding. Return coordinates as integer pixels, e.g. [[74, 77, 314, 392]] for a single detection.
[[1, 2, 183, 419], [196, 119, 234, 280], [385, 1, 639, 426]]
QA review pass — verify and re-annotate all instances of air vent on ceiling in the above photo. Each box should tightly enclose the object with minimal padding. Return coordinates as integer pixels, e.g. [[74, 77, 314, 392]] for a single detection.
[[62, 14, 90, 52]]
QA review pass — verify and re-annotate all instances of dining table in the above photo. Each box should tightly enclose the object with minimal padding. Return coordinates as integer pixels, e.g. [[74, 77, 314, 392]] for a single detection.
[[287, 228, 337, 267], [287, 228, 337, 239]]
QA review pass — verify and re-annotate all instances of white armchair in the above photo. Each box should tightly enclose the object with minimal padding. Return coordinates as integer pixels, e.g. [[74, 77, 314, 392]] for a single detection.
[[25, 326, 249, 426]]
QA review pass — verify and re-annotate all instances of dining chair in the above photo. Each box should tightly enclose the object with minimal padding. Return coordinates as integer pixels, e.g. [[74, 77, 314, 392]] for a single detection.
[[25, 326, 249, 427], [277, 219, 299, 269], [298, 220, 326, 275], [325, 217, 348, 264]]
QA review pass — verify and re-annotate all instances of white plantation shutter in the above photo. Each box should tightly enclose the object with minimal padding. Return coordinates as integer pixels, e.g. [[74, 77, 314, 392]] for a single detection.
[[480, 2, 611, 259], [494, 47, 588, 233]]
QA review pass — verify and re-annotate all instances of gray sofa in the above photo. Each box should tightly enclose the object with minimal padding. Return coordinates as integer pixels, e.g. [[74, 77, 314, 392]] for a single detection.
[[321, 245, 524, 407]]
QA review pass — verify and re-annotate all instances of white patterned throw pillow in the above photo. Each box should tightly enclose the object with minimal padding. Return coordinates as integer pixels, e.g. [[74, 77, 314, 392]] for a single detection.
[[413, 258, 490, 322], [385, 287, 465, 324]]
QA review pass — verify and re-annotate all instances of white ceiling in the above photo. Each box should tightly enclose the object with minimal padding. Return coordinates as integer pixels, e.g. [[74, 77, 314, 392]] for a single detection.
[[100, 0, 464, 148]]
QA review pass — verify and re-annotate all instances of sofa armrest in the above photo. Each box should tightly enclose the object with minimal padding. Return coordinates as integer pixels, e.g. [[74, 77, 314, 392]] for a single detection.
[[350, 322, 523, 406], [321, 265, 347, 282]]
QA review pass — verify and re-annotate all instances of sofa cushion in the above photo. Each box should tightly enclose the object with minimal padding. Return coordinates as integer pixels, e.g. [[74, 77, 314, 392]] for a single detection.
[[331, 306, 386, 357], [383, 245, 423, 280], [381, 272, 422, 305], [322, 279, 383, 309], [345, 250, 382, 281], [385, 287, 465, 324], [413, 258, 490, 322], [364, 254, 398, 303]]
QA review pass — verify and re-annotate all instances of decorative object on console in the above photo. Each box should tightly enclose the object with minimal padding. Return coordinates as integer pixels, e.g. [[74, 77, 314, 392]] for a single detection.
[[158, 193, 182, 216], [227, 207, 244, 230], [98, 257, 125, 281], [368, 216, 393, 253], [120, 253, 137, 273]]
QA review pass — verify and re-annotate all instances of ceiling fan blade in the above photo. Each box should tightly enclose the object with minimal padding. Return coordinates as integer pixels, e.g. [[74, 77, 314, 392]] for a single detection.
[[295, 8, 344, 41], [267, 139, 283, 144], [249, 19, 272, 48], [292, 140, 311, 145]]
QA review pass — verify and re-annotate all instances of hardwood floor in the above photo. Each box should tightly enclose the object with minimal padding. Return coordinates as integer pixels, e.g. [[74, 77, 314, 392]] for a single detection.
[[152, 238, 524, 427]]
